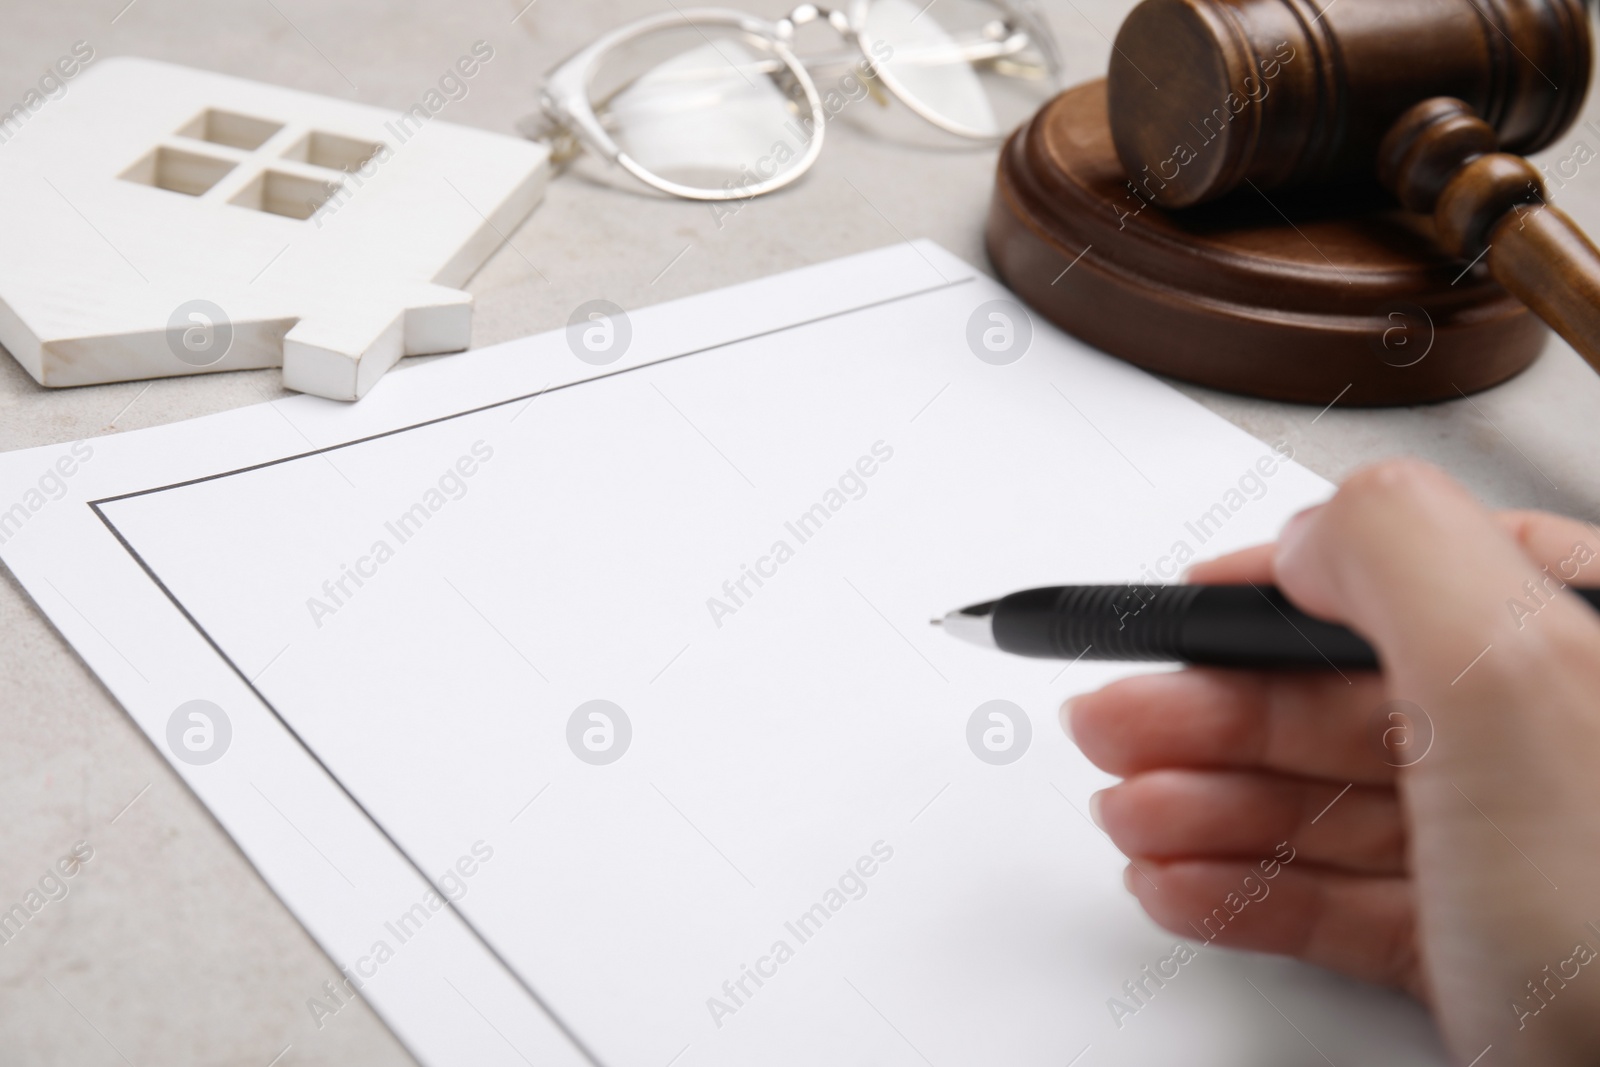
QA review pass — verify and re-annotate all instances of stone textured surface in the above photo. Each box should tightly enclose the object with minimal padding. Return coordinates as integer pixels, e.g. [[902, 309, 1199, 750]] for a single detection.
[[2, 1, 1598, 1064]]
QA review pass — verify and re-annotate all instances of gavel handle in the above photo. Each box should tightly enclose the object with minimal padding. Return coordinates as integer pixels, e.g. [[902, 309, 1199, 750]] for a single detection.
[[1487, 206, 1600, 373], [1380, 97, 1600, 375]]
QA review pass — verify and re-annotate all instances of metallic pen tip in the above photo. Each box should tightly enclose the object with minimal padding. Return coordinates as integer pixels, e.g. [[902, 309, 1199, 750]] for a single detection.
[[929, 617, 942, 627], [935, 600, 998, 649]]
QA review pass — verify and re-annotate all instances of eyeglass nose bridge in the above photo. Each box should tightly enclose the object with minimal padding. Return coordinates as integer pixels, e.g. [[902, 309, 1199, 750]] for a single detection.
[[773, 3, 857, 40]]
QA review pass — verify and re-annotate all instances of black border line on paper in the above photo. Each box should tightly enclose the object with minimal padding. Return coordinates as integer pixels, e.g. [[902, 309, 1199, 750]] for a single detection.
[[85, 273, 974, 1067]]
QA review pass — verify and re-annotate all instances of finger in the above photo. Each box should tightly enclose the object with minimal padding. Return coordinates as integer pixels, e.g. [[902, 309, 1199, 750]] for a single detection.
[[1185, 506, 1598, 593], [1493, 509, 1600, 584], [1184, 542, 1277, 583], [1271, 459, 1599, 683], [1095, 770, 1404, 875], [1125, 857, 1422, 997], [1066, 668, 1396, 784]]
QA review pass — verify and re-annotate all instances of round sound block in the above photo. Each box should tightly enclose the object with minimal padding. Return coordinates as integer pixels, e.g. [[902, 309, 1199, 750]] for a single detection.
[[987, 80, 1547, 405]]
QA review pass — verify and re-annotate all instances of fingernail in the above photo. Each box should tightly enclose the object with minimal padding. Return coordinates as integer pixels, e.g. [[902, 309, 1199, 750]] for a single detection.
[[1276, 504, 1322, 562], [1089, 789, 1108, 831], [1058, 698, 1077, 744]]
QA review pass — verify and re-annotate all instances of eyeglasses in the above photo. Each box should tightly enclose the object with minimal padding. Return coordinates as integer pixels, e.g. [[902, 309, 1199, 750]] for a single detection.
[[526, 1, 1063, 202]]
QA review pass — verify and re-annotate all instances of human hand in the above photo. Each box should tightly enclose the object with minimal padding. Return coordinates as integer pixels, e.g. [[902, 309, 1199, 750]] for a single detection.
[[1065, 460, 1600, 1064]]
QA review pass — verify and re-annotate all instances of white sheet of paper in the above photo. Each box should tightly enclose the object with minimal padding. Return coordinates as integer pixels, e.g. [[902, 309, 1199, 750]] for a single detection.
[[0, 241, 1446, 1066]]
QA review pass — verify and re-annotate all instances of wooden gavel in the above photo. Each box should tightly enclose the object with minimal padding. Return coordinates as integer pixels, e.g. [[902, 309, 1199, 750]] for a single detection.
[[1105, 0, 1600, 372]]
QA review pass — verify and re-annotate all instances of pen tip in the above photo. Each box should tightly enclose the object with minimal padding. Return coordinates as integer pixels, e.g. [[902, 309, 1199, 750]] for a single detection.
[[929, 617, 943, 627]]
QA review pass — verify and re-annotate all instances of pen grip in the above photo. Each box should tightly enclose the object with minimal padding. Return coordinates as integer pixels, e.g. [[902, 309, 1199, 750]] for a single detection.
[[993, 585, 1378, 667]]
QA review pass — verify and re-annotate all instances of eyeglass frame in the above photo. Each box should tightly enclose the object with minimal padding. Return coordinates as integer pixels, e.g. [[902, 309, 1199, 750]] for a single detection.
[[532, 0, 1063, 202]]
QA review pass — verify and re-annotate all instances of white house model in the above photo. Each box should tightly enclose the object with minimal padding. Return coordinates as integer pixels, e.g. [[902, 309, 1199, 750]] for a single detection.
[[0, 57, 549, 400]]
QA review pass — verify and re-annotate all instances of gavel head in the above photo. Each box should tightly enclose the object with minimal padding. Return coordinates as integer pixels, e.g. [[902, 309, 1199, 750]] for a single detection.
[[1105, 0, 1591, 209]]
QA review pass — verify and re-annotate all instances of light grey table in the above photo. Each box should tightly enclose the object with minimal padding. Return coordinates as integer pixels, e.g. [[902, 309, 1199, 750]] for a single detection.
[[3, 1, 1597, 1063]]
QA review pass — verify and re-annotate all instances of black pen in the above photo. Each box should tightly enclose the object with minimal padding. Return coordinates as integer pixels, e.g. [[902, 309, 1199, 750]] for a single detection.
[[934, 584, 1600, 669]]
